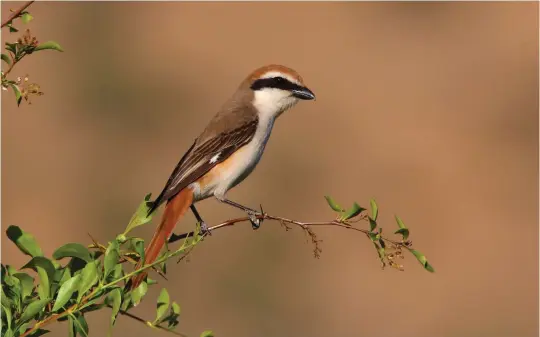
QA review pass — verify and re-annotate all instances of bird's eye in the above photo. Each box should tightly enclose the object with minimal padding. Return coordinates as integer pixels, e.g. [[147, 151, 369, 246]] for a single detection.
[[275, 77, 285, 82]]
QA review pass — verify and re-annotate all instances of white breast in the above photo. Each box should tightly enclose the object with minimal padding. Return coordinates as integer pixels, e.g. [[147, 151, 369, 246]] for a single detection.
[[211, 115, 275, 198], [190, 114, 275, 201]]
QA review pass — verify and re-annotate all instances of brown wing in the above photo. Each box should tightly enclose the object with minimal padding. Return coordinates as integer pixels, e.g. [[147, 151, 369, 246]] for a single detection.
[[148, 118, 258, 215]]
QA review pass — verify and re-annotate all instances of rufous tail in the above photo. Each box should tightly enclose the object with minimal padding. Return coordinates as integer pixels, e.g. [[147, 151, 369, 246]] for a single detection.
[[130, 188, 193, 290]]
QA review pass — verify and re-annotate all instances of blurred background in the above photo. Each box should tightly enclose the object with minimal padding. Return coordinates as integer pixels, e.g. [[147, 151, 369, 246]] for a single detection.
[[1, 2, 538, 337]]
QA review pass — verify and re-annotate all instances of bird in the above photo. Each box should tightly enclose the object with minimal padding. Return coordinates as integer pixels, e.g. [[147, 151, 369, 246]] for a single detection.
[[129, 64, 316, 289]]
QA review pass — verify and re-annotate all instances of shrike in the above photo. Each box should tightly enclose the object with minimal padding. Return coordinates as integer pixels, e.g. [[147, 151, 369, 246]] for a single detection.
[[130, 64, 315, 288]]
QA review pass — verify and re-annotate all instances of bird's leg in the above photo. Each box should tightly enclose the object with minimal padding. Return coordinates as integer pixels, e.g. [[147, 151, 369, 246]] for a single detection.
[[217, 198, 264, 229], [190, 205, 211, 235]]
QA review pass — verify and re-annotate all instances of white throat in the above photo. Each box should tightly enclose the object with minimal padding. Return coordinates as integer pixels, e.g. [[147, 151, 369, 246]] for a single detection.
[[252, 89, 299, 122]]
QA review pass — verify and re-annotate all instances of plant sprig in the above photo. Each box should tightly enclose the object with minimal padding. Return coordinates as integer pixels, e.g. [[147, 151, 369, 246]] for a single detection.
[[1, 1, 63, 106], [2, 195, 207, 337]]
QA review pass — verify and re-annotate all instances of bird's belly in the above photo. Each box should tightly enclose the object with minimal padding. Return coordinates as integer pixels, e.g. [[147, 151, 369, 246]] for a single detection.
[[211, 142, 264, 197], [191, 121, 273, 201]]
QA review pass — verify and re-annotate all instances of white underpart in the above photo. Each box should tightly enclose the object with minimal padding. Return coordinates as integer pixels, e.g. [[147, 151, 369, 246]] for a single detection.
[[191, 73, 300, 201], [209, 153, 220, 164], [191, 114, 278, 201]]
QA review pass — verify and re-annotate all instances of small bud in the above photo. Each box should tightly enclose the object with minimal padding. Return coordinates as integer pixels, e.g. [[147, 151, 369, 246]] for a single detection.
[[116, 234, 127, 243]]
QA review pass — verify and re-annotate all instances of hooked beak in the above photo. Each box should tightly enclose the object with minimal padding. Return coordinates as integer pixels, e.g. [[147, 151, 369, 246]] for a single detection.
[[291, 86, 316, 100]]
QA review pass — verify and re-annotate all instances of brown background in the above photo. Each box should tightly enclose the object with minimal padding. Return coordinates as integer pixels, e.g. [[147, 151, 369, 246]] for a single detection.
[[1, 2, 538, 337]]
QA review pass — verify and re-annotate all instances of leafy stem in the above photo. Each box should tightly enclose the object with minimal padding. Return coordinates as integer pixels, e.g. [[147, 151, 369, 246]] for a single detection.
[[18, 236, 202, 337], [1, 1, 35, 28], [1, 1, 62, 106]]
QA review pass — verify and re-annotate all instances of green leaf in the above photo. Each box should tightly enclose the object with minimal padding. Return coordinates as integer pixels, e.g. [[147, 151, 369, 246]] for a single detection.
[[394, 228, 410, 240], [163, 300, 181, 329], [5, 43, 17, 54], [124, 194, 153, 235], [2, 301, 12, 332], [200, 330, 214, 337], [9, 25, 18, 33], [18, 298, 50, 325], [80, 302, 105, 315], [394, 216, 409, 240], [324, 195, 344, 212], [18, 323, 29, 336], [1, 53, 11, 65], [1, 284, 13, 309], [6, 226, 43, 257], [369, 218, 377, 232], [26, 329, 50, 337], [107, 288, 122, 336], [74, 315, 89, 337], [395, 215, 405, 229], [103, 241, 120, 280], [59, 267, 72, 284], [155, 288, 170, 323], [34, 41, 63, 52], [409, 249, 435, 273], [22, 257, 56, 300], [53, 243, 93, 263], [111, 263, 123, 279], [3, 276, 21, 312], [68, 316, 76, 337], [120, 293, 132, 312], [370, 199, 378, 220], [77, 261, 99, 301], [368, 232, 379, 241], [171, 301, 180, 315], [13, 272, 34, 299], [130, 238, 145, 261], [21, 13, 33, 24], [131, 281, 148, 306], [339, 202, 365, 221], [9, 83, 22, 106], [52, 275, 81, 311]]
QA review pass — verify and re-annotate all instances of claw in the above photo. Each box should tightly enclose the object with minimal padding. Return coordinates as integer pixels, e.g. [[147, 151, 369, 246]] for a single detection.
[[200, 222, 212, 236], [247, 208, 263, 230]]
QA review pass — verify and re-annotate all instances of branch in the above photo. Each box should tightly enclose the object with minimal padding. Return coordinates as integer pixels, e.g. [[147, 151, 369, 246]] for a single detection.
[[169, 213, 403, 245], [105, 304, 189, 337], [169, 212, 403, 256], [1, 1, 34, 28]]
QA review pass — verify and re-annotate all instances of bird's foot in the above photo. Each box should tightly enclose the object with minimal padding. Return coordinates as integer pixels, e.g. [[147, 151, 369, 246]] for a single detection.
[[199, 221, 212, 236], [246, 204, 265, 230]]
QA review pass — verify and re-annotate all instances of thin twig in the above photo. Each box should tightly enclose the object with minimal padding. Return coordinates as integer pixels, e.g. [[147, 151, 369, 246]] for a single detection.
[[169, 213, 403, 247], [103, 304, 189, 337], [1, 1, 34, 28]]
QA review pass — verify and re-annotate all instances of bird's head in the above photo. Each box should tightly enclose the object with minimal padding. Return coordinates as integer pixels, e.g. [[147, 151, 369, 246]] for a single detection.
[[243, 64, 315, 119]]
